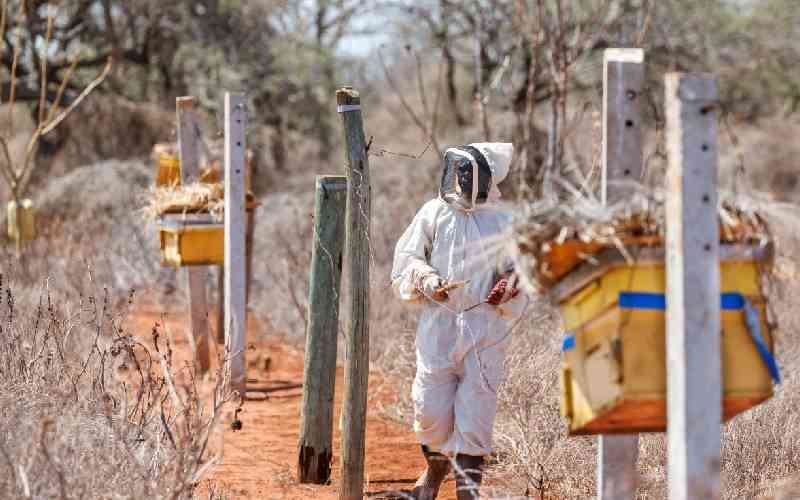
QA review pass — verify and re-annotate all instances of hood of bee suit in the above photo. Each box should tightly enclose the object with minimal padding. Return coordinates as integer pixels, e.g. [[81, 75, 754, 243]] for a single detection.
[[469, 142, 514, 186], [439, 142, 514, 210]]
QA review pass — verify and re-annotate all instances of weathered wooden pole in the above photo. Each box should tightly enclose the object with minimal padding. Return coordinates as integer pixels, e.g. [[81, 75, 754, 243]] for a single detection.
[[224, 92, 248, 396], [597, 48, 644, 499], [336, 87, 371, 500], [216, 267, 225, 344], [216, 160, 256, 346], [665, 73, 721, 500], [176, 96, 211, 374], [297, 175, 347, 484]]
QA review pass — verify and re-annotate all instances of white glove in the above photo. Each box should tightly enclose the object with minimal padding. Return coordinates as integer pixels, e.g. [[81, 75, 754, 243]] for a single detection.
[[421, 274, 449, 302]]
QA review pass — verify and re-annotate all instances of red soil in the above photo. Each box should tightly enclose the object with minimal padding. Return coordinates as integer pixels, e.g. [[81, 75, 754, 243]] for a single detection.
[[131, 306, 459, 500]]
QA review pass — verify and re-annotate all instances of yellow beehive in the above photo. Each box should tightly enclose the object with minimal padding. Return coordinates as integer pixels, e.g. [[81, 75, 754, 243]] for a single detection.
[[156, 153, 182, 187], [7, 199, 36, 242], [158, 219, 223, 267], [557, 246, 777, 435]]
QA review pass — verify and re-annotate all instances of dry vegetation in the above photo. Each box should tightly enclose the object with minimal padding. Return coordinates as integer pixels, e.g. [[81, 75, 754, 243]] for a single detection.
[[1, 0, 799, 498], [0, 275, 234, 499]]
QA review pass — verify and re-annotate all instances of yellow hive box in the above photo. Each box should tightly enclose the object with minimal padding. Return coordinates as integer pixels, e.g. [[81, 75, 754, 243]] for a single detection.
[[7, 199, 36, 242], [555, 245, 777, 435], [156, 153, 182, 187], [158, 218, 223, 267]]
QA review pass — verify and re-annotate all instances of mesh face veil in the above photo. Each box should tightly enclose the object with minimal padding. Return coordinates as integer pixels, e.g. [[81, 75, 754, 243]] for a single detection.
[[439, 146, 493, 210]]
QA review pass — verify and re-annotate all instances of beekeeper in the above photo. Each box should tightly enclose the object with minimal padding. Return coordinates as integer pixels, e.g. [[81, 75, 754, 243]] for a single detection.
[[391, 143, 524, 500]]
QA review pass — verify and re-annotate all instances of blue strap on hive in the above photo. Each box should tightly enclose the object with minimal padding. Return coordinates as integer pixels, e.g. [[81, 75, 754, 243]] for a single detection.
[[562, 333, 576, 352], [617, 291, 780, 384], [618, 292, 745, 310], [742, 298, 781, 384]]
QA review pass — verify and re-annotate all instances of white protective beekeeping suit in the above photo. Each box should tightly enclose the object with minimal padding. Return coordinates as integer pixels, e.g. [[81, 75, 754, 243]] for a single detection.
[[391, 142, 524, 458]]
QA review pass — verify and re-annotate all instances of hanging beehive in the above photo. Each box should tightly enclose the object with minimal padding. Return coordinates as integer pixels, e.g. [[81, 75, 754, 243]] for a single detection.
[[554, 244, 777, 435], [7, 199, 36, 243], [156, 152, 182, 187], [158, 217, 224, 267]]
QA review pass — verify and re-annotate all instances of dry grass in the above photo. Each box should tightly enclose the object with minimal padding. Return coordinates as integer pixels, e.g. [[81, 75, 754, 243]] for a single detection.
[[0, 278, 235, 499], [4, 68, 798, 499], [140, 183, 226, 222], [510, 180, 789, 294]]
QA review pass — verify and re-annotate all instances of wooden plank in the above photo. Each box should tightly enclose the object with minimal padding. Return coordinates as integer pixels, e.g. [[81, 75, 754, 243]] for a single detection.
[[598, 48, 644, 499], [176, 96, 210, 374], [665, 73, 722, 500], [217, 212, 254, 346], [224, 93, 248, 396], [602, 48, 645, 205], [297, 175, 347, 484], [598, 436, 639, 497], [571, 396, 770, 435], [246, 209, 255, 307], [177, 96, 202, 181], [216, 266, 225, 344], [336, 87, 371, 500], [549, 244, 770, 304]]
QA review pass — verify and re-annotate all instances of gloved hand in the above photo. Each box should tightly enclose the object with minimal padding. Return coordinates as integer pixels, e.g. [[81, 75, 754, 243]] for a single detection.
[[421, 274, 449, 302], [486, 277, 520, 305]]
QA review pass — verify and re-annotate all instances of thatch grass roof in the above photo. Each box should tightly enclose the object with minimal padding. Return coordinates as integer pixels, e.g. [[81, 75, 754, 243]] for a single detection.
[[511, 180, 786, 293], [140, 182, 225, 221]]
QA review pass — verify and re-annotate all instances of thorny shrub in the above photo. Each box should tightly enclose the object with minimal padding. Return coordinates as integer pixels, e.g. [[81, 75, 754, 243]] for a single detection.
[[0, 276, 234, 499]]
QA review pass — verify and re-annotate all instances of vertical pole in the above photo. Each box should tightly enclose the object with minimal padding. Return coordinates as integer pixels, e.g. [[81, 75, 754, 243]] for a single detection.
[[216, 267, 225, 344], [601, 48, 645, 204], [176, 96, 211, 374], [224, 93, 248, 396], [246, 209, 255, 307], [218, 174, 255, 346], [597, 48, 644, 499], [336, 87, 371, 500], [665, 73, 721, 500], [245, 151, 256, 309], [297, 175, 347, 484]]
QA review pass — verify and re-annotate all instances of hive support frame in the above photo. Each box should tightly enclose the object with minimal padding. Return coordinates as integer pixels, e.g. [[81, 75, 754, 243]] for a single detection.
[[597, 48, 645, 499], [176, 96, 211, 374], [665, 73, 722, 500], [224, 93, 248, 397]]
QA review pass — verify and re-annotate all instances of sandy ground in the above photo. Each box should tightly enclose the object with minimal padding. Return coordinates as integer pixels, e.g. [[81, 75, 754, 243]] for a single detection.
[[132, 306, 459, 500]]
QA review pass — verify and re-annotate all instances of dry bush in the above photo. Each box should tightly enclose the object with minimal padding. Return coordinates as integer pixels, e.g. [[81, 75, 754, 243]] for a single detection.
[[27, 96, 173, 194], [11, 158, 180, 304], [0, 277, 233, 499], [489, 306, 597, 499]]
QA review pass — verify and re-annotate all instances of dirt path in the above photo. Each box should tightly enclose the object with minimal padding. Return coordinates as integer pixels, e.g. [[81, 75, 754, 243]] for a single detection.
[[132, 306, 459, 500]]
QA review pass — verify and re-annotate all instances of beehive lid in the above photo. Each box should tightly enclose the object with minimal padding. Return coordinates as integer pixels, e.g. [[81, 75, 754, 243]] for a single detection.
[[157, 215, 224, 234], [548, 243, 772, 304]]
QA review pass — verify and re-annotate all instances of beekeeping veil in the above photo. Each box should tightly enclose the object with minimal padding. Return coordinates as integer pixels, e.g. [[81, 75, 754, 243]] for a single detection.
[[439, 143, 514, 210]]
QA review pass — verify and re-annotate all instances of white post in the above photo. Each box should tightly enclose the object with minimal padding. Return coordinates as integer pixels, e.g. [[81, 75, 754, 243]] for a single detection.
[[224, 93, 248, 396], [597, 48, 644, 499], [176, 96, 211, 374], [665, 73, 721, 499], [601, 48, 645, 204]]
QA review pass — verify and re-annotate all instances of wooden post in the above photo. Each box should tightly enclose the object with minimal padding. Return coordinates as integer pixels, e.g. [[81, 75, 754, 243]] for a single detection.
[[224, 93, 248, 396], [216, 267, 225, 344], [176, 96, 211, 374], [218, 164, 256, 346], [601, 48, 645, 205], [596, 48, 644, 499], [336, 87, 371, 500], [297, 175, 347, 484], [246, 209, 256, 307], [665, 73, 721, 500]]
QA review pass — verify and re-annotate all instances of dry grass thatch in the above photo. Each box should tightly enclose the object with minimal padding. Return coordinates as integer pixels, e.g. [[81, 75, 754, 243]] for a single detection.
[[140, 182, 225, 222], [509, 179, 792, 293]]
